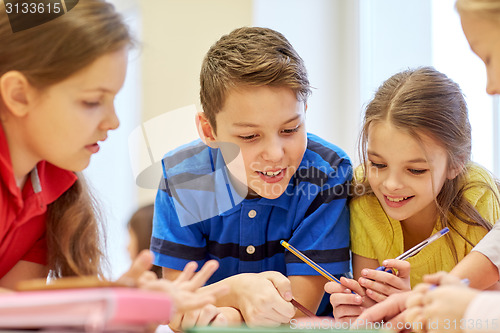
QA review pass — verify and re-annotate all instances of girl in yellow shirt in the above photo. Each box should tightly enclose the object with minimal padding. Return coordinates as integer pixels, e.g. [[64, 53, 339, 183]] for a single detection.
[[326, 67, 500, 323]]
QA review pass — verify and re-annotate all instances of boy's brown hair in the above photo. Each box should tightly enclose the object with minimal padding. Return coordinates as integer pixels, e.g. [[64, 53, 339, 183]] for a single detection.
[[200, 26, 311, 133]]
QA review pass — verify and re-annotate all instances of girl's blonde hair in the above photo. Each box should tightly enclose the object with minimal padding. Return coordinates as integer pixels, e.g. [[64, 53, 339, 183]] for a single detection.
[[358, 67, 496, 262], [0, 0, 133, 278]]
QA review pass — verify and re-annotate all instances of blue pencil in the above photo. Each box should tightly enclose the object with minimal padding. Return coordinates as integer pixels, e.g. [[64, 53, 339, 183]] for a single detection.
[[376, 227, 450, 272]]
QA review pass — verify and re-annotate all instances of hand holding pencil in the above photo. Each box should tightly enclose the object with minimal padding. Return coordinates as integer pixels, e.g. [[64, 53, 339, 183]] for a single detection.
[[323, 255, 410, 322], [355, 228, 450, 303], [281, 240, 355, 319], [281, 240, 409, 322], [280, 241, 376, 322]]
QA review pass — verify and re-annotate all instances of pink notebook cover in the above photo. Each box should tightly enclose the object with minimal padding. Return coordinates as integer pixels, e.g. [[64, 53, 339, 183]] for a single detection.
[[0, 287, 173, 331]]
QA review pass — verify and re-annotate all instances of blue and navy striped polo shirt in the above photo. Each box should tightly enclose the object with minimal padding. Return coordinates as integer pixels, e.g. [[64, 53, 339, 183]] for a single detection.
[[151, 133, 352, 285]]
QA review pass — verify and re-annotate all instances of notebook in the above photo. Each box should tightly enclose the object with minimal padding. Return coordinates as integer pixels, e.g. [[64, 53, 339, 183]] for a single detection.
[[0, 287, 173, 332]]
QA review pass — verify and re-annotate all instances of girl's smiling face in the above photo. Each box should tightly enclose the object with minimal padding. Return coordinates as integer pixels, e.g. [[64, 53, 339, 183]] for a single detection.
[[366, 120, 457, 224]]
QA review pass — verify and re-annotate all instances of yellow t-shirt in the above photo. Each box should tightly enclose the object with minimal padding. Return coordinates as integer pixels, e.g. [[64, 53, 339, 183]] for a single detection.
[[350, 163, 500, 287]]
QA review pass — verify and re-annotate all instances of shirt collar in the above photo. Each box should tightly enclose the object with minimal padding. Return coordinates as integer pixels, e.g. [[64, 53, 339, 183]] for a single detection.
[[255, 181, 293, 210], [213, 146, 293, 216], [219, 179, 294, 216], [0, 124, 77, 206], [36, 160, 77, 205]]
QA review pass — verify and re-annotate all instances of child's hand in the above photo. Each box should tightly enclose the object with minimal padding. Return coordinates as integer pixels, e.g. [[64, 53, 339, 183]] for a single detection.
[[357, 259, 411, 302], [405, 276, 475, 333], [117, 249, 155, 286], [406, 282, 478, 333], [230, 271, 296, 327], [354, 291, 413, 332], [168, 304, 221, 332], [139, 260, 229, 313], [168, 305, 243, 332], [422, 271, 462, 286], [404, 282, 435, 333], [213, 306, 244, 326], [324, 276, 376, 323]]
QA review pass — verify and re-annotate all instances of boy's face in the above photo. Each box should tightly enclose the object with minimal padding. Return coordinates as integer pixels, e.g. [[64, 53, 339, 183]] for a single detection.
[[211, 86, 307, 199]]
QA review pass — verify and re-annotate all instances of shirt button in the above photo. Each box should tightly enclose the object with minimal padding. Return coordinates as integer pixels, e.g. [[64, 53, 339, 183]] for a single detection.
[[246, 245, 256, 254], [248, 209, 257, 218]]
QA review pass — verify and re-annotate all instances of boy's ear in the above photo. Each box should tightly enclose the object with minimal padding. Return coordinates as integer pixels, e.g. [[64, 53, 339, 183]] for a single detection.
[[0, 71, 32, 117], [195, 112, 218, 148]]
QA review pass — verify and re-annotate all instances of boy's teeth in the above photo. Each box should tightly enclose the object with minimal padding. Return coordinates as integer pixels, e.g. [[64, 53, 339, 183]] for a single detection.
[[262, 170, 281, 176], [387, 196, 409, 202]]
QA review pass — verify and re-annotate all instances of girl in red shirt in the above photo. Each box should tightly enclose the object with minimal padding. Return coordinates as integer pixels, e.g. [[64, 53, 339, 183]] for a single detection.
[[0, 0, 225, 314]]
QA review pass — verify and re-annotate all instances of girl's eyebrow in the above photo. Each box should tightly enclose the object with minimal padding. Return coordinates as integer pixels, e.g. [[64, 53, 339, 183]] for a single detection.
[[367, 150, 380, 157], [407, 158, 428, 163], [367, 151, 427, 163]]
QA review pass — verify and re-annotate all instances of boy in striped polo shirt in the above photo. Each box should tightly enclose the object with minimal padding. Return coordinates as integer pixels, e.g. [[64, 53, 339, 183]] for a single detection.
[[151, 26, 352, 328]]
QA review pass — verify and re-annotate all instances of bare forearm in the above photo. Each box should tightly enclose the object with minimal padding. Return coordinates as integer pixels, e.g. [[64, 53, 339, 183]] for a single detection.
[[451, 251, 499, 289], [289, 275, 327, 317], [0, 261, 47, 290]]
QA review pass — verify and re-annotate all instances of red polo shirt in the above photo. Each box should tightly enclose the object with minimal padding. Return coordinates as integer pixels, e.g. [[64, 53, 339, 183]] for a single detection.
[[0, 126, 77, 278]]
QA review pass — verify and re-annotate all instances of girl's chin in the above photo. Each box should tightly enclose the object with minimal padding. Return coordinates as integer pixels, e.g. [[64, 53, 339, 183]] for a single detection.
[[56, 159, 91, 173]]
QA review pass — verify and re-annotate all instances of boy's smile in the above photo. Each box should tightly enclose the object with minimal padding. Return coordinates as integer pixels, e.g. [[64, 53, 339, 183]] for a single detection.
[[208, 86, 307, 199]]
